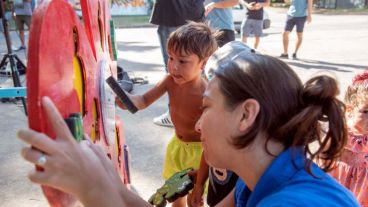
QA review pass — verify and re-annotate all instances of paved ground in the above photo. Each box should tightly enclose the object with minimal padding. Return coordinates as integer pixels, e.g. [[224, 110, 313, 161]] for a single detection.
[[0, 8, 367, 206]]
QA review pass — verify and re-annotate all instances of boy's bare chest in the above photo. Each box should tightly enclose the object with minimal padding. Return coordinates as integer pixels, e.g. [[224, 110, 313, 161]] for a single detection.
[[168, 85, 203, 121], [169, 88, 202, 114]]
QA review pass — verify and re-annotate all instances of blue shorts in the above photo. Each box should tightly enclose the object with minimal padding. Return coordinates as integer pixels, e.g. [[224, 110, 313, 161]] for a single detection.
[[284, 15, 307, 33], [241, 19, 263, 37]]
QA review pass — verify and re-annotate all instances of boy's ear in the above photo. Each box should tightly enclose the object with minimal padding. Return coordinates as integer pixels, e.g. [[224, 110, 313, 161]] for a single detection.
[[200, 57, 210, 70], [238, 99, 260, 132]]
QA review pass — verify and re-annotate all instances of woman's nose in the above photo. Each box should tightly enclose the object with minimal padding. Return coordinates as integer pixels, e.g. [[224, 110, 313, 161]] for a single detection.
[[195, 118, 201, 133]]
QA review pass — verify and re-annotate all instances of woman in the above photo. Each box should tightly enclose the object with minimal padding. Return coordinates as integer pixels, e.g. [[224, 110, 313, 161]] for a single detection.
[[18, 42, 359, 206]]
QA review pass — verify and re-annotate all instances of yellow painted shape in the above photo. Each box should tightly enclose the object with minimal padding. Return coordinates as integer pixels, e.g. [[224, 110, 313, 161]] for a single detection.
[[115, 127, 121, 164], [72, 56, 85, 114]]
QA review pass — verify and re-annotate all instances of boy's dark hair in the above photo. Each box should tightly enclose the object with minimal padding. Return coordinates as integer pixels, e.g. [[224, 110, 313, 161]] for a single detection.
[[167, 21, 218, 61], [214, 53, 347, 173]]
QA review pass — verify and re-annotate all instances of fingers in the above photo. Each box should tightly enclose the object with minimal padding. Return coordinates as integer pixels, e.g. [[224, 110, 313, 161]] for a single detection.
[[82, 141, 115, 172], [41, 97, 74, 142], [28, 170, 51, 186], [187, 170, 198, 181], [205, 3, 214, 16], [18, 129, 57, 155], [21, 147, 50, 166]]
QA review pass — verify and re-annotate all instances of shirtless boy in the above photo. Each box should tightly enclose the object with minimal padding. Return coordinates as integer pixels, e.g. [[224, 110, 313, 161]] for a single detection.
[[116, 22, 218, 207]]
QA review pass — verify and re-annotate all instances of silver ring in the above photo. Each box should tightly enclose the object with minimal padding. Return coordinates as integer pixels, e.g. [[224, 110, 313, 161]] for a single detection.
[[37, 153, 47, 166]]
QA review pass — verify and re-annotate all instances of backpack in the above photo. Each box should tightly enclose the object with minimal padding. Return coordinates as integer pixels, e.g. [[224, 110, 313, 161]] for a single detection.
[[117, 66, 133, 93]]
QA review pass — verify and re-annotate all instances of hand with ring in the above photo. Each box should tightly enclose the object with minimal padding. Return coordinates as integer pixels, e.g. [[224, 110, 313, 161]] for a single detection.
[[18, 97, 125, 206]]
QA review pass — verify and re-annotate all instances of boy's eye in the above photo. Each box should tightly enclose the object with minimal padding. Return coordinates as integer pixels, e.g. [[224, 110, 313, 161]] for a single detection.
[[179, 60, 187, 64]]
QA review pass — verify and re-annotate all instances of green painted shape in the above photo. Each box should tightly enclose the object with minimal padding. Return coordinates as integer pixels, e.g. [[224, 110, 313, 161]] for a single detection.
[[148, 168, 194, 206]]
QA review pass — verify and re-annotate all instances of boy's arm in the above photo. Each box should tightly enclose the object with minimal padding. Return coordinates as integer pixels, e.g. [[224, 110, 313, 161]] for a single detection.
[[307, 0, 313, 23], [116, 75, 169, 110], [187, 153, 209, 207]]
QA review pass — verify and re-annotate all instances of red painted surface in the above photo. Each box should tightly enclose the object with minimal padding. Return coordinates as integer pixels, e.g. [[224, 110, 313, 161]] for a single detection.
[[26, 0, 129, 206]]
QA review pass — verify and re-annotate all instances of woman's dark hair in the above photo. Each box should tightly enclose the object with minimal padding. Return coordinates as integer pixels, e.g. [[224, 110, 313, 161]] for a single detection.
[[214, 54, 347, 173]]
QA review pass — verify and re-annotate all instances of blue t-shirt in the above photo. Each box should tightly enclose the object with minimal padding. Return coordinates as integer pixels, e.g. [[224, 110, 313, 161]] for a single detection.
[[204, 0, 234, 30], [245, 0, 265, 20], [13, 0, 32, 16], [234, 147, 360, 207], [287, 0, 308, 17]]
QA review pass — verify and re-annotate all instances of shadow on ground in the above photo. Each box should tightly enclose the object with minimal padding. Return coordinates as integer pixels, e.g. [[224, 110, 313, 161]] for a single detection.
[[117, 42, 159, 53], [282, 58, 367, 72], [117, 58, 163, 72]]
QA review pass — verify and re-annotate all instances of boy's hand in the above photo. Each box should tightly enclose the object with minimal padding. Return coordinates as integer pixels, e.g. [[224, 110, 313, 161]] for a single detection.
[[115, 98, 126, 110]]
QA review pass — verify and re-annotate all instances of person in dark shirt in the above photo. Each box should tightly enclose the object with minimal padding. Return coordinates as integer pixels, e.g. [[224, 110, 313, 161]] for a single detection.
[[240, 0, 269, 49]]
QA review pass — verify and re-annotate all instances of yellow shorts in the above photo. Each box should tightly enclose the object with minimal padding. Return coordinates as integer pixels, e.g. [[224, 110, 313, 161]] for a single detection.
[[162, 134, 203, 180]]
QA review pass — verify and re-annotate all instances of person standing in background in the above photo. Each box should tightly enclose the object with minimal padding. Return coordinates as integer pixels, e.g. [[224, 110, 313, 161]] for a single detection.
[[240, 0, 269, 49], [149, 0, 205, 127], [280, 0, 312, 59], [12, 0, 32, 51], [204, 0, 238, 47]]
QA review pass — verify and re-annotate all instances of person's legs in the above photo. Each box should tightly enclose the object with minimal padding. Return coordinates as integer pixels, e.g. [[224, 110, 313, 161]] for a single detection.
[[19, 29, 25, 46], [281, 15, 295, 57], [253, 20, 263, 49], [282, 31, 289, 55], [293, 16, 307, 58], [15, 16, 26, 48], [241, 19, 251, 45], [157, 25, 177, 72], [241, 36, 247, 44], [294, 32, 303, 56], [254, 37, 260, 49]]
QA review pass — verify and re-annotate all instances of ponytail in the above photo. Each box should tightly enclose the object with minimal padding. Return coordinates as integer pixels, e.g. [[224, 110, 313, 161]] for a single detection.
[[274, 75, 347, 172]]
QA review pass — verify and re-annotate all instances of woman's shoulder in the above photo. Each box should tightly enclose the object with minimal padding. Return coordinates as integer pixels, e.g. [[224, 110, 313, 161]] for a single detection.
[[258, 180, 359, 206]]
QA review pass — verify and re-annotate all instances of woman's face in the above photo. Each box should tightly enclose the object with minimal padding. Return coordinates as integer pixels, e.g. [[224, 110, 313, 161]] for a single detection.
[[195, 77, 239, 169]]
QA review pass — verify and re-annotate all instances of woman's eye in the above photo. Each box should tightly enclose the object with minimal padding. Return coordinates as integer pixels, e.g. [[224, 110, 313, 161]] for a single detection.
[[201, 105, 208, 111]]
